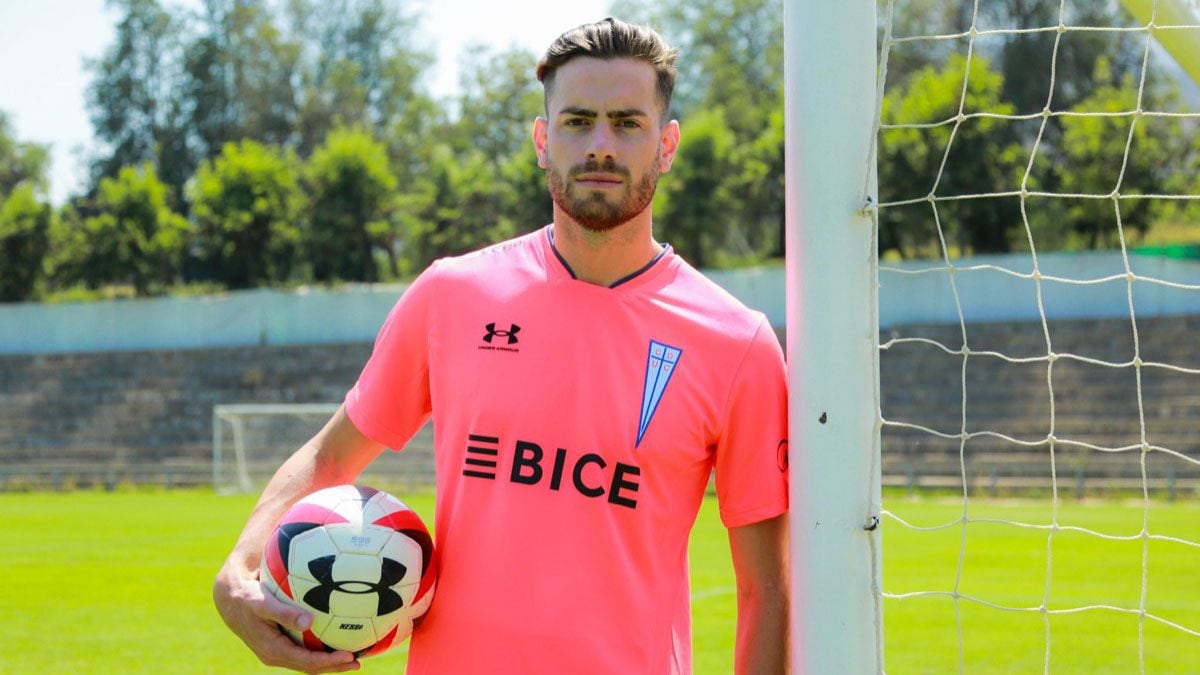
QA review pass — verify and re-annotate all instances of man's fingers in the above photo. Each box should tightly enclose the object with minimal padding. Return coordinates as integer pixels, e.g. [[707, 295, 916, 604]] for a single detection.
[[250, 617, 360, 673], [253, 581, 313, 633], [251, 586, 363, 673], [217, 570, 360, 674]]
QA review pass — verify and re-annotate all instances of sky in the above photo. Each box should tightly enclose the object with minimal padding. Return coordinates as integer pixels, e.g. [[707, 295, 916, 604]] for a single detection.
[[0, 0, 612, 205]]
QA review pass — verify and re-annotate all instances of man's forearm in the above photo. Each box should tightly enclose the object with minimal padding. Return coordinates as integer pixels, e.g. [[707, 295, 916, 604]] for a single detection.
[[734, 581, 790, 674]]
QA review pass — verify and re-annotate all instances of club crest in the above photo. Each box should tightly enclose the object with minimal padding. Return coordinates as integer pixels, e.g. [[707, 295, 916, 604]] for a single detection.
[[637, 340, 682, 449]]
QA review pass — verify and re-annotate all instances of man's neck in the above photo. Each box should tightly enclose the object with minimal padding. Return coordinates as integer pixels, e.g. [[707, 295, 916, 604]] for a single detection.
[[551, 210, 663, 287]]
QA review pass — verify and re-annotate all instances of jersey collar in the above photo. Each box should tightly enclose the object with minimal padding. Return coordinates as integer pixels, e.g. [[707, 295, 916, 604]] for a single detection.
[[543, 224, 672, 290]]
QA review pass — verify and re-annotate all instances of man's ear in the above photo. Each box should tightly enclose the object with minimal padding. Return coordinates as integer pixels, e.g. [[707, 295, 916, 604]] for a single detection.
[[658, 120, 681, 173], [533, 117, 549, 169]]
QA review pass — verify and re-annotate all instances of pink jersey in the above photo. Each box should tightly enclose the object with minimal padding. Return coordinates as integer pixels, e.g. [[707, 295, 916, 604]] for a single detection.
[[345, 226, 788, 674]]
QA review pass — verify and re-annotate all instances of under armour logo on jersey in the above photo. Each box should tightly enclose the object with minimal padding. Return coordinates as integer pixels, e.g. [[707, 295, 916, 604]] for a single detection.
[[483, 323, 521, 345], [303, 555, 407, 615], [637, 340, 683, 449]]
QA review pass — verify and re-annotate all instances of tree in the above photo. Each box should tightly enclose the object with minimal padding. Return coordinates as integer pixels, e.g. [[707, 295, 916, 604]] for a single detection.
[[70, 164, 192, 294], [282, 0, 433, 155], [189, 141, 303, 288], [0, 113, 53, 300], [404, 144, 516, 270], [306, 127, 397, 281], [183, 0, 302, 160], [1051, 59, 1187, 248], [86, 0, 190, 200], [0, 186, 52, 301], [726, 108, 786, 261], [655, 108, 737, 269], [612, 0, 783, 141], [452, 46, 543, 159], [0, 111, 50, 197], [448, 45, 549, 237], [878, 54, 1025, 257], [881, 0, 1147, 113]]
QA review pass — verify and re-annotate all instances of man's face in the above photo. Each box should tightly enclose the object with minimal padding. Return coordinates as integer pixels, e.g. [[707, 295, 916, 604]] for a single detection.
[[534, 57, 679, 232]]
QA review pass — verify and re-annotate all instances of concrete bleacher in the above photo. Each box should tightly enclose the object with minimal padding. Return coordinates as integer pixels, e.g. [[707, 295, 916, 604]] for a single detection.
[[1, 312, 1198, 494], [0, 343, 369, 489], [880, 314, 1200, 497]]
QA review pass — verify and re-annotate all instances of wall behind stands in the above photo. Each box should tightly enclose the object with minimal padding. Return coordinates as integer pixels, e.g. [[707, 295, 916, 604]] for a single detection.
[[2, 252, 1199, 354]]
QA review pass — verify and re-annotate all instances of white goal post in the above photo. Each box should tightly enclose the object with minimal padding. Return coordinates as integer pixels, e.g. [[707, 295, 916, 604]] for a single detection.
[[783, 1, 882, 673], [212, 403, 341, 494], [212, 403, 436, 495]]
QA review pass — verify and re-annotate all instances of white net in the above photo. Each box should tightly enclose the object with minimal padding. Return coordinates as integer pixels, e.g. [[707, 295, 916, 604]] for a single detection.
[[873, 0, 1200, 672], [211, 404, 434, 494]]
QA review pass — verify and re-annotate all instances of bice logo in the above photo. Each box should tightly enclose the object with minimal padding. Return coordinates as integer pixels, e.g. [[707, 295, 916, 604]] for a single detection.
[[461, 433, 641, 509], [480, 323, 521, 352], [637, 340, 683, 448]]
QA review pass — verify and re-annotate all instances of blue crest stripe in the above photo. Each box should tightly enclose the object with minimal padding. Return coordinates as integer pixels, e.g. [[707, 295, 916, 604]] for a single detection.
[[637, 340, 682, 448]]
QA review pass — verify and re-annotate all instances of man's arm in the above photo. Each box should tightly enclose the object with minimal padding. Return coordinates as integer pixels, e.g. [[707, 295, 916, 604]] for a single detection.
[[729, 512, 791, 675], [212, 405, 388, 674]]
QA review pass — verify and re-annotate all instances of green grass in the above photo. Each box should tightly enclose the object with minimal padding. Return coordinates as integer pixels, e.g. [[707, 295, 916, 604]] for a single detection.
[[0, 490, 1196, 673], [884, 497, 1200, 674]]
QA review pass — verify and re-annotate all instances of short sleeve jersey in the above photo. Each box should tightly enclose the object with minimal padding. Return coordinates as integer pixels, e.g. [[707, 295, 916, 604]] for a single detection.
[[345, 226, 788, 675]]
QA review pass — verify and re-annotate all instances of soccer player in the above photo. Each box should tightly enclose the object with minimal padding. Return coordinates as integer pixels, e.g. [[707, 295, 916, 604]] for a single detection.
[[213, 17, 790, 674]]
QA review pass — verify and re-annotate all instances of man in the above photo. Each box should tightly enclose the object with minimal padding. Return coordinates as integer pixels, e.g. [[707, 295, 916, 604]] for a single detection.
[[214, 17, 789, 674]]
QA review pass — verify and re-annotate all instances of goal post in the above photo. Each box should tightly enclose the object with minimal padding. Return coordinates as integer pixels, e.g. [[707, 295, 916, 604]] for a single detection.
[[211, 403, 437, 495], [783, 1, 883, 673], [212, 403, 341, 494]]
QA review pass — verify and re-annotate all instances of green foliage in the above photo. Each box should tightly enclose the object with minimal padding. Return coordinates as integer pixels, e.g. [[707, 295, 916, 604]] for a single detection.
[[40, 0, 1197, 298], [876, 0, 1197, 258], [452, 46, 543, 158], [1048, 59, 1187, 248], [656, 108, 737, 269], [448, 45, 550, 239], [0, 186, 52, 301], [879, 54, 1025, 257], [306, 127, 397, 281], [58, 164, 192, 295], [189, 141, 303, 288], [724, 108, 786, 262], [613, 0, 783, 140], [0, 112, 50, 197], [86, 0, 189, 201], [404, 144, 518, 270]]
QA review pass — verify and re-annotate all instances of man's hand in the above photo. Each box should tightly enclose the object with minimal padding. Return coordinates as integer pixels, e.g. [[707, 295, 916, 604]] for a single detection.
[[213, 560, 360, 674]]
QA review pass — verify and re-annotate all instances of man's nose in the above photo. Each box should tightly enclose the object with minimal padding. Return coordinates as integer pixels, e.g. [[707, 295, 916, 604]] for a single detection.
[[586, 124, 617, 164]]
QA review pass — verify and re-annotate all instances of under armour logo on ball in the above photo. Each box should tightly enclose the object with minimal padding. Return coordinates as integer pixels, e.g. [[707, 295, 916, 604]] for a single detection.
[[303, 555, 408, 615]]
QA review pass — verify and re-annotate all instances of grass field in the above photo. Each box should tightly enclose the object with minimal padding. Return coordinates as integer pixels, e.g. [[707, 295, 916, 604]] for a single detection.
[[1, 490, 1197, 673]]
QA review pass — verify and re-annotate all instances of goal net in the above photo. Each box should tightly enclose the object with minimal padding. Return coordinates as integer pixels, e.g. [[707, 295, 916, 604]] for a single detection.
[[212, 403, 435, 494], [872, 0, 1200, 672]]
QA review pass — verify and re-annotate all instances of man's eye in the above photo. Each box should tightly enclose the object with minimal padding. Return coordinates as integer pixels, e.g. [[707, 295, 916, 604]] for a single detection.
[[565, 118, 590, 127], [617, 120, 641, 129]]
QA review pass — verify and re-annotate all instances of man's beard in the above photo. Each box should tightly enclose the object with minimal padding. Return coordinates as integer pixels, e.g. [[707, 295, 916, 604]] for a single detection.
[[546, 158, 659, 232]]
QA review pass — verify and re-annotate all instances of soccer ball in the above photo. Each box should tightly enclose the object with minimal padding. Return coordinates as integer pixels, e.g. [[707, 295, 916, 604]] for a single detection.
[[259, 485, 436, 656]]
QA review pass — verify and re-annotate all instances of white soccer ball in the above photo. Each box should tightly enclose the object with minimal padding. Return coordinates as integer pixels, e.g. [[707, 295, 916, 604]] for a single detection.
[[259, 485, 436, 656]]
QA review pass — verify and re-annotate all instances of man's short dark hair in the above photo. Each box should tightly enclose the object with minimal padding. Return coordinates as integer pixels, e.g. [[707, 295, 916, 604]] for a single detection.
[[537, 17, 678, 118]]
